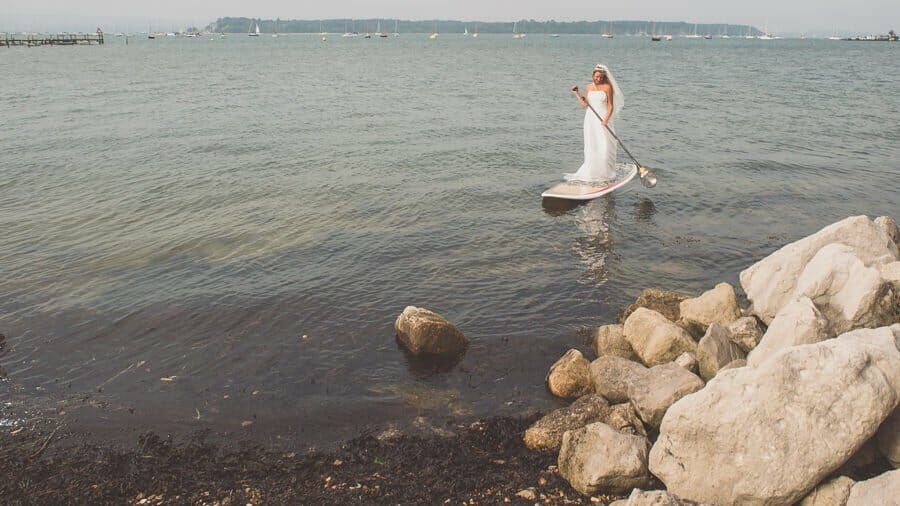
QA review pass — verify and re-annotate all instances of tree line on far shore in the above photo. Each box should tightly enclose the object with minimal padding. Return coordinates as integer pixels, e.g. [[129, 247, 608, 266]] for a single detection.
[[210, 17, 761, 37]]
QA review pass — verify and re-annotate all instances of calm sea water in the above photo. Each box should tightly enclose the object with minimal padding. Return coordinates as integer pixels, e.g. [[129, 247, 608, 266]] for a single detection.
[[1, 34, 898, 445]]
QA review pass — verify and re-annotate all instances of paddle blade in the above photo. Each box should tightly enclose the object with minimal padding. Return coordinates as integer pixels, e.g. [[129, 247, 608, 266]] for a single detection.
[[639, 167, 658, 188]]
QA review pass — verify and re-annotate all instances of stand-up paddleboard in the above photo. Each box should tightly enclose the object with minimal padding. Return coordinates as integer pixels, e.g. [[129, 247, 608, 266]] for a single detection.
[[542, 163, 637, 200]]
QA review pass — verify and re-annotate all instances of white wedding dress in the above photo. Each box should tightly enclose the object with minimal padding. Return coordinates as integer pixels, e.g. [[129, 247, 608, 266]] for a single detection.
[[565, 90, 617, 183]]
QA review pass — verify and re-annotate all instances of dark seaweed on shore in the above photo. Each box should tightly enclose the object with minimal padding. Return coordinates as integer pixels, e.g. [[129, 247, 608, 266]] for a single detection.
[[0, 415, 616, 505]]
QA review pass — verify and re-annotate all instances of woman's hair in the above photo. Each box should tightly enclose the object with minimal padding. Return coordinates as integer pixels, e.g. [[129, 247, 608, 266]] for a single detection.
[[592, 68, 608, 83]]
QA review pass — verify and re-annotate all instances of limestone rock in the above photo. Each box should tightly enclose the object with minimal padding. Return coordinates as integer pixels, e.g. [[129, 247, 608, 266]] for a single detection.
[[546, 349, 594, 399], [605, 402, 648, 438], [558, 422, 652, 496], [678, 282, 743, 333], [740, 215, 898, 324], [589, 356, 648, 403], [524, 394, 610, 451], [875, 215, 900, 248], [793, 243, 894, 334], [628, 363, 704, 428], [747, 297, 830, 367], [617, 489, 701, 505], [648, 326, 900, 506], [593, 324, 637, 360], [876, 407, 900, 468], [719, 358, 747, 372], [624, 308, 698, 367], [394, 306, 468, 356], [882, 261, 900, 283], [696, 323, 747, 381], [673, 352, 699, 375], [619, 288, 692, 324], [797, 476, 855, 506], [846, 469, 900, 506], [728, 316, 765, 353]]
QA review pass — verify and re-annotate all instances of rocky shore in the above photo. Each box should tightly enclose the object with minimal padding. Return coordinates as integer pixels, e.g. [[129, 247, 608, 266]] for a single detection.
[[527, 215, 900, 505], [3, 215, 898, 505]]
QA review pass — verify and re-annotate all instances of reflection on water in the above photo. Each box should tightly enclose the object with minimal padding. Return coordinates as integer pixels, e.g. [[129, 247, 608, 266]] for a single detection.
[[541, 197, 587, 216], [572, 197, 616, 286], [635, 198, 656, 223]]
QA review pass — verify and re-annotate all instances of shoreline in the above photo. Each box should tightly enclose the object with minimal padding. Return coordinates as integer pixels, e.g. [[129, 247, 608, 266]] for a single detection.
[[1, 413, 615, 505]]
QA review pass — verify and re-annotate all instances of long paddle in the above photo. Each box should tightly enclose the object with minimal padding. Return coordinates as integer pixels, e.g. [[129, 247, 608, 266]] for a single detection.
[[573, 87, 658, 188]]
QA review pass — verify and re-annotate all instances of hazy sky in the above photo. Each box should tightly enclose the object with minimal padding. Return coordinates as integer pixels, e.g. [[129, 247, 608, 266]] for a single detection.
[[4, 0, 898, 34]]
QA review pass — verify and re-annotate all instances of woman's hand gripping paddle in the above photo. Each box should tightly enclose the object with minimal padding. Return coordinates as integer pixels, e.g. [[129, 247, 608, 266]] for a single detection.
[[573, 86, 658, 188]]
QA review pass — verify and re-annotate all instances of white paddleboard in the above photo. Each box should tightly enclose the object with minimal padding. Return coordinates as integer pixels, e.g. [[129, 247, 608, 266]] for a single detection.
[[541, 163, 637, 200]]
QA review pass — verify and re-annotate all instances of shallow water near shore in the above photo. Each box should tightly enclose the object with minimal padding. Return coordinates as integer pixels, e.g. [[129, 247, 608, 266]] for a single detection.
[[1, 34, 898, 446]]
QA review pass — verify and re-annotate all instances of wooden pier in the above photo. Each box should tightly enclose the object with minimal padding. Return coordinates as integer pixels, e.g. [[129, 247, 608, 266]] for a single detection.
[[2, 32, 104, 47]]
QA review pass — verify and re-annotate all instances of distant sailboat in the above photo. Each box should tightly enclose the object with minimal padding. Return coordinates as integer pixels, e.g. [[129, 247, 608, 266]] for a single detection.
[[651, 22, 661, 41], [429, 21, 438, 39], [464, 25, 468, 36], [272, 19, 279, 38], [602, 23, 614, 38], [248, 21, 260, 37], [513, 21, 524, 39], [343, 20, 359, 37], [686, 23, 702, 38], [393, 20, 400, 37], [375, 20, 387, 37], [472, 23, 478, 38]]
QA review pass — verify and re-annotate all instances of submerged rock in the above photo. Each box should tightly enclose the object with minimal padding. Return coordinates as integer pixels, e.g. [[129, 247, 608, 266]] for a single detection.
[[394, 306, 469, 357]]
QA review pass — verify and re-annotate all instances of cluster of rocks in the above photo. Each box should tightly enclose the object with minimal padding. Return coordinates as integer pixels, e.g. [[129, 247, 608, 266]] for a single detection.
[[527, 215, 900, 505]]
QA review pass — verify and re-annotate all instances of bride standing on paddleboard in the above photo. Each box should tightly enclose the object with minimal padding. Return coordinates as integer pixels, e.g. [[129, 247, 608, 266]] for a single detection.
[[566, 64, 625, 183]]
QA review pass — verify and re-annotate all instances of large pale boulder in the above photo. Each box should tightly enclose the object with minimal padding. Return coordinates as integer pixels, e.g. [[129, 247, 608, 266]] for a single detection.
[[747, 297, 830, 367], [797, 476, 855, 506], [394, 306, 468, 356], [589, 356, 648, 403], [846, 469, 900, 506], [523, 394, 610, 451], [740, 215, 898, 324], [696, 323, 747, 380], [794, 243, 894, 334], [624, 308, 698, 367], [678, 282, 742, 333], [546, 349, 594, 398], [649, 326, 900, 506], [593, 324, 638, 360], [619, 288, 692, 324], [558, 422, 652, 495], [876, 407, 900, 468], [628, 363, 704, 428], [728, 316, 765, 353]]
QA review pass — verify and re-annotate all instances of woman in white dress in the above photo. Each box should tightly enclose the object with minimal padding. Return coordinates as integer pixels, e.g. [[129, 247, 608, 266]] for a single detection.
[[566, 64, 625, 183]]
